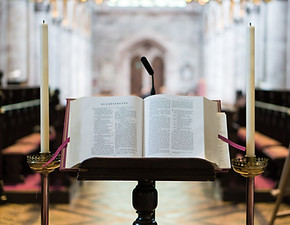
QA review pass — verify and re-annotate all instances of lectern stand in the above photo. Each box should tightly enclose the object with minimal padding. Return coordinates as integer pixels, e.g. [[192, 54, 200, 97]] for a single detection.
[[77, 157, 220, 225]]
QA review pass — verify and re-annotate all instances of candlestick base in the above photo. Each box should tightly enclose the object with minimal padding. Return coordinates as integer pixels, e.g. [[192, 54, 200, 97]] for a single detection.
[[27, 153, 60, 174], [232, 156, 268, 225], [27, 152, 60, 225], [231, 156, 268, 178]]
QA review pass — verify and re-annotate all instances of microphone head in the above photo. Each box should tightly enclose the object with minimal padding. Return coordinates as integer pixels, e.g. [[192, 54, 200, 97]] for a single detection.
[[141, 56, 154, 76]]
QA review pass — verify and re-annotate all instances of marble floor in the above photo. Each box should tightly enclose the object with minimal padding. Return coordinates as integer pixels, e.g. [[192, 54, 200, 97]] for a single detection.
[[1, 180, 290, 225]]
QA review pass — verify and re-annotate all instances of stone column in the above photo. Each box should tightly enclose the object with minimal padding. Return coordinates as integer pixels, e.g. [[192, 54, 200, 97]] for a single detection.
[[0, 0, 8, 85], [26, 0, 35, 86], [264, 0, 288, 89], [5, 0, 29, 84], [287, 0, 290, 89]]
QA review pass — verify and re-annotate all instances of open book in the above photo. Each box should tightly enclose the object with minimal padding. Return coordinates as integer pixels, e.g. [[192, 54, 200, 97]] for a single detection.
[[60, 94, 230, 171]]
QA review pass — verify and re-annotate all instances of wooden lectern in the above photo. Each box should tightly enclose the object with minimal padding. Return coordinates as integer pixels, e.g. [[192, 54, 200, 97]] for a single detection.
[[62, 99, 226, 224]]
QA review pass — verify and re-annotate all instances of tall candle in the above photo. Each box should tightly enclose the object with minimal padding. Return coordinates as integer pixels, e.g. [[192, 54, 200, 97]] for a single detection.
[[40, 21, 50, 154], [246, 24, 255, 157]]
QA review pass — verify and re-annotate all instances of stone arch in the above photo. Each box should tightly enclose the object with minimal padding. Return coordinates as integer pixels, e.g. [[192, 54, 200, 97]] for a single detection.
[[114, 31, 177, 96], [130, 55, 142, 96], [152, 56, 164, 94]]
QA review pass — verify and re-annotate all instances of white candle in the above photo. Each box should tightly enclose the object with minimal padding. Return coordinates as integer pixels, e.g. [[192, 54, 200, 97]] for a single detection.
[[246, 24, 255, 157], [40, 21, 50, 153]]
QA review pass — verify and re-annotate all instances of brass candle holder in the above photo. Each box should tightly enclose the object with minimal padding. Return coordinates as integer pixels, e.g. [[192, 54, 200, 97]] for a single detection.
[[231, 156, 268, 178], [27, 152, 60, 174], [27, 152, 61, 225]]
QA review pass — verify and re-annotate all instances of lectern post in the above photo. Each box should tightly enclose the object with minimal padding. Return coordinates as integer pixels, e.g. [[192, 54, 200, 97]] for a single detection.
[[132, 180, 157, 225]]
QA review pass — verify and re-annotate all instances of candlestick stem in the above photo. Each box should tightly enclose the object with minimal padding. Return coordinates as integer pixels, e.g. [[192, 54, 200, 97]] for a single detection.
[[41, 173, 49, 225], [27, 153, 61, 225], [247, 177, 254, 225]]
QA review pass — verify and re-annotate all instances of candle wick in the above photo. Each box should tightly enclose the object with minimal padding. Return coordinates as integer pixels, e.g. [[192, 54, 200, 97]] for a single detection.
[[249, 22, 252, 26], [43, 20, 45, 24]]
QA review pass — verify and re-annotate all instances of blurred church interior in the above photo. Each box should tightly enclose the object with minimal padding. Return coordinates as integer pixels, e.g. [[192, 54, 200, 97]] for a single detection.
[[0, 0, 289, 224]]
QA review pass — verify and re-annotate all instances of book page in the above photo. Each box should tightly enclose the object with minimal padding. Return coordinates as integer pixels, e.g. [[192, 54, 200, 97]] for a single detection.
[[66, 95, 144, 168], [143, 94, 206, 158], [203, 98, 218, 165], [65, 99, 82, 169], [217, 112, 231, 169]]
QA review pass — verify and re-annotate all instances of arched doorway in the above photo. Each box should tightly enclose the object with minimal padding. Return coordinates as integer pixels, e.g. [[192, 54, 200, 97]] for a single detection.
[[130, 54, 164, 97], [129, 40, 165, 97], [115, 32, 175, 96], [152, 56, 164, 94], [130, 56, 143, 96], [130, 54, 165, 97]]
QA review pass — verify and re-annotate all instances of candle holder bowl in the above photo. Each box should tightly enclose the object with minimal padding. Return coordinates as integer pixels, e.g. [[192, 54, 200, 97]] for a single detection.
[[27, 153, 60, 174], [231, 156, 268, 178]]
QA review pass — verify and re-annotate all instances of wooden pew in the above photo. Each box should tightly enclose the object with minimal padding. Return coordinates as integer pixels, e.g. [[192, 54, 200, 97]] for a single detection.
[[269, 144, 290, 225], [0, 86, 41, 184], [220, 89, 289, 202], [236, 89, 289, 154], [0, 85, 72, 204]]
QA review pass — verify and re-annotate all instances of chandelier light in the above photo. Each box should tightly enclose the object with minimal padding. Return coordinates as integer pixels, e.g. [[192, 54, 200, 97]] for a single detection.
[[186, 0, 272, 5], [33, 0, 272, 6]]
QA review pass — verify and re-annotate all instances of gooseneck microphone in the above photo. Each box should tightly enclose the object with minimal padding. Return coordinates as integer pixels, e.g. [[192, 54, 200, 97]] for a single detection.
[[140, 56, 156, 95]]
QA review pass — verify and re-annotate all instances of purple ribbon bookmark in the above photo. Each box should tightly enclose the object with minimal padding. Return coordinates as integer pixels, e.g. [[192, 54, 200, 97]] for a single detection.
[[42, 137, 70, 167], [218, 134, 246, 151]]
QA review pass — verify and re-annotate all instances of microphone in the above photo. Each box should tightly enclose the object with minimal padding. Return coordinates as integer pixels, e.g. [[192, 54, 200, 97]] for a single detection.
[[140, 56, 156, 95]]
